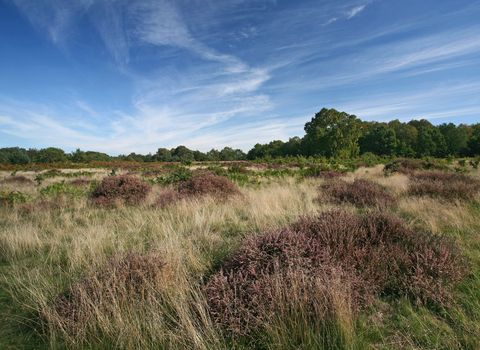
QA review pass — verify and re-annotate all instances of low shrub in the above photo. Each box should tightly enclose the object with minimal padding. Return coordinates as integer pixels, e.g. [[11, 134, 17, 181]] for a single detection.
[[155, 190, 189, 209], [46, 251, 165, 340], [155, 173, 240, 208], [156, 166, 193, 185], [1, 175, 33, 184], [408, 171, 480, 200], [321, 178, 398, 209], [91, 174, 152, 206], [70, 178, 92, 188], [39, 181, 84, 200], [177, 173, 240, 198], [384, 158, 446, 175], [0, 190, 34, 205], [207, 210, 468, 335]]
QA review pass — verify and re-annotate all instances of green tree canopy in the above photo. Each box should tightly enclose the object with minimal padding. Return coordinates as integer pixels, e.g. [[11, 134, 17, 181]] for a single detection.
[[359, 126, 398, 156], [35, 147, 68, 163], [8, 148, 31, 165], [303, 108, 362, 159], [438, 123, 468, 157]]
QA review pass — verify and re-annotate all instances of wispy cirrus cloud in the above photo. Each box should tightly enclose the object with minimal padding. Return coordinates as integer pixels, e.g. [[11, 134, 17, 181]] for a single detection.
[[347, 5, 366, 19]]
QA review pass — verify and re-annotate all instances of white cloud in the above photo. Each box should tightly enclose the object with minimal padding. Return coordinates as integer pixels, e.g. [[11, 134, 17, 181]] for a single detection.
[[347, 5, 365, 19]]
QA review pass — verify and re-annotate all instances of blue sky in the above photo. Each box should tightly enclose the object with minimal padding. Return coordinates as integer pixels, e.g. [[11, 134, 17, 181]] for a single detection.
[[1, 0, 479, 155]]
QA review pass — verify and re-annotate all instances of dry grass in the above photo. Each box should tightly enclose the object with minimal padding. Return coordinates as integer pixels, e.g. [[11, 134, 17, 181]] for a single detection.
[[1, 167, 479, 349]]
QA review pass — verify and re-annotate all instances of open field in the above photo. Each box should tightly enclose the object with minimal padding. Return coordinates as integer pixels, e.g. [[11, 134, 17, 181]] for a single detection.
[[1, 161, 480, 349]]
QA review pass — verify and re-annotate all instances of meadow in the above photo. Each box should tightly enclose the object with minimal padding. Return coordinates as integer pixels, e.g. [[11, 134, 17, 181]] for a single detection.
[[1, 159, 480, 349]]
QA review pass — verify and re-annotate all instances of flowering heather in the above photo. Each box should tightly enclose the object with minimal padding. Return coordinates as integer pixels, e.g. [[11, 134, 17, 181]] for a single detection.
[[207, 210, 467, 335], [155, 173, 240, 208], [408, 171, 480, 200], [91, 174, 152, 206], [321, 178, 398, 209]]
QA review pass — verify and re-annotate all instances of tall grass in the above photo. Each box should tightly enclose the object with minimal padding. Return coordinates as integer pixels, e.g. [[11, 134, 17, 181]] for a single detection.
[[1, 167, 480, 349]]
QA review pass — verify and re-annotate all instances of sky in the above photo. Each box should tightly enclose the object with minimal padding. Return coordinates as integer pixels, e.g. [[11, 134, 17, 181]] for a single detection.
[[1, 0, 479, 155]]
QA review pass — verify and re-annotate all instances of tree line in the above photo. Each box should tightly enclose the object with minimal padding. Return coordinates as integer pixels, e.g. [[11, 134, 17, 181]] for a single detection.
[[2, 108, 479, 165]]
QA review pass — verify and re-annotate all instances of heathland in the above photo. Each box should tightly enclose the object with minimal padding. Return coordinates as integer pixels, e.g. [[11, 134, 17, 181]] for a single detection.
[[1, 157, 480, 349]]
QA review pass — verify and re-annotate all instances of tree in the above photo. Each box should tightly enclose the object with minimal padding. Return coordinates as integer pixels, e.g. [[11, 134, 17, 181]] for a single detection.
[[193, 150, 207, 162], [35, 147, 67, 163], [220, 147, 246, 161], [438, 123, 468, 157], [206, 149, 220, 161], [0, 151, 8, 164], [172, 146, 194, 162], [8, 148, 31, 165], [388, 120, 418, 150], [359, 126, 398, 156], [414, 127, 448, 158], [303, 108, 362, 159], [156, 148, 172, 162]]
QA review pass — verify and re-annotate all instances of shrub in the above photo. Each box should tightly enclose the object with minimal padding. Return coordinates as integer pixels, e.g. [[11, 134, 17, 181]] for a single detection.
[[321, 178, 398, 209], [384, 158, 445, 175], [157, 166, 193, 185], [46, 252, 165, 340], [91, 174, 152, 206], [70, 178, 92, 188], [408, 171, 480, 200], [155, 173, 240, 208], [178, 173, 240, 198], [8, 149, 31, 165], [1, 175, 33, 184], [207, 210, 468, 335], [155, 190, 189, 209]]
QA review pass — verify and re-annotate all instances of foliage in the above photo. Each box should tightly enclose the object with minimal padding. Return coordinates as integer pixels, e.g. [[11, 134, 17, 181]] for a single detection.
[[0, 190, 34, 205], [91, 175, 152, 206], [35, 147, 68, 164], [384, 158, 446, 175], [7, 148, 31, 165], [359, 126, 398, 156], [1, 175, 33, 184], [39, 181, 84, 200], [438, 123, 468, 157], [408, 171, 480, 200], [156, 173, 240, 208], [207, 210, 468, 335], [321, 178, 398, 209], [303, 108, 362, 159], [156, 166, 193, 185]]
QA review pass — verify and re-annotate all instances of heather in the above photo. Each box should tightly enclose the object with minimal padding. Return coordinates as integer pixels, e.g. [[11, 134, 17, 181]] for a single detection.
[[207, 210, 467, 336], [91, 174, 152, 206], [156, 172, 240, 208], [321, 178, 398, 209], [408, 171, 480, 200], [1, 175, 33, 184]]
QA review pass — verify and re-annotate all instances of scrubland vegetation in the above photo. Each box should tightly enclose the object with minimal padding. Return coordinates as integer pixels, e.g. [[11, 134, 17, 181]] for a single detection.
[[1, 157, 480, 349]]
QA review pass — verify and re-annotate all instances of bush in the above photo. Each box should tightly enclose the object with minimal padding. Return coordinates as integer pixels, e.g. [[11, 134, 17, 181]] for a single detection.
[[408, 171, 480, 200], [91, 174, 152, 206], [321, 178, 398, 209], [8, 149, 31, 165], [155, 173, 240, 208], [70, 178, 92, 188], [155, 190, 189, 209], [384, 158, 445, 175], [46, 252, 165, 340], [157, 166, 193, 185], [207, 210, 468, 335], [1, 176, 33, 184]]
